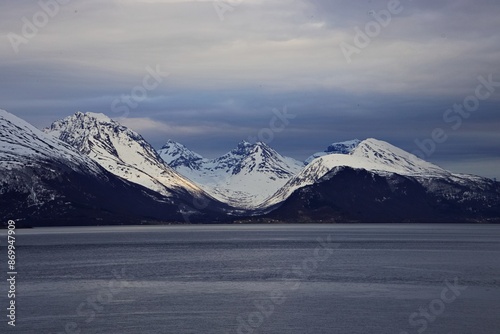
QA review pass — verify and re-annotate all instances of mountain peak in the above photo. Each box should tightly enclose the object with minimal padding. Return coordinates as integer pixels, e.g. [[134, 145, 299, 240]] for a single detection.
[[161, 139, 186, 150], [254, 141, 272, 149], [85, 112, 112, 122], [45, 113, 206, 198], [351, 138, 446, 175], [237, 140, 253, 148], [305, 139, 362, 165], [231, 140, 255, 156], [262, 137, 451, 209], [0, 109, 103, 177], [158, 140, 204, 169], [73, 111, 113, 123], [159, 139, 303, 208], [325, 139, 362, 154], [44, 112, 141, 156]]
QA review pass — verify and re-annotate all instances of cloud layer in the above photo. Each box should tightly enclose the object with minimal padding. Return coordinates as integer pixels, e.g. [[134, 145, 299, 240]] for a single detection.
[[1, 0, 499, 178]]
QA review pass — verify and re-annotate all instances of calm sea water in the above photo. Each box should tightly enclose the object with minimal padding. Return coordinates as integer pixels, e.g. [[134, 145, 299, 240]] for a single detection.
[[1, 224, 499, 334]]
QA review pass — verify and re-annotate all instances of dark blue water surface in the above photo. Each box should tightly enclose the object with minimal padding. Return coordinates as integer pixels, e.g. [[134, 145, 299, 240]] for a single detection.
[[1, 224, 499, 333]]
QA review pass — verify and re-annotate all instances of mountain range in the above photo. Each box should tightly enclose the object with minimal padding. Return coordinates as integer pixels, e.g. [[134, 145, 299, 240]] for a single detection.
[[1, 109, 499, 225], [0, 110, 230, 226], [158, 140, 303, 208]]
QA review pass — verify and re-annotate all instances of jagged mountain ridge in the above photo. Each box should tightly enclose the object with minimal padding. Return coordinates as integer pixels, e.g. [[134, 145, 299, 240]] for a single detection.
[[159, 137, 499, 220], [0, 109, 105, 206], [0, 109, 223, 225], [44, 112, 208, 200], [2, 109, 499, 224], [160, 140, 205, 170], [159, 140, 304, 208], [0, 110, 102, 177]]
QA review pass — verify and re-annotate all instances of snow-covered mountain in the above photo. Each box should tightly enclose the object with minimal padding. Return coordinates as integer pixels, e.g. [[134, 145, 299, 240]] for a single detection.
[[159, 140, 303, 208], [3, 109, 498, 224], [304, 139, 361, 165], [0, 109, 202, 225], [261, 138, 462, 208], [263, 166, 500, 223], [45, 112, 208, 200], [0, 109, 105, 189], [159, 140, 205, 170], [252, 137, 500, 223]]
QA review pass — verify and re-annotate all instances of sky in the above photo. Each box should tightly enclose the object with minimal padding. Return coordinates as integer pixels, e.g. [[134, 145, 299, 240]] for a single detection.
[[0, 0, 499, 179]]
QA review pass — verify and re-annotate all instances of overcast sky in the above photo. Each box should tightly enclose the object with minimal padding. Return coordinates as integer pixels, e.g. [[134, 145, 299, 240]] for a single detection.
[[1, 0, 499, 178]]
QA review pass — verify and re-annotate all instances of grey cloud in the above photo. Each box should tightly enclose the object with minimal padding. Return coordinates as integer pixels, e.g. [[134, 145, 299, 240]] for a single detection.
[[0, 0, 498, 178]]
